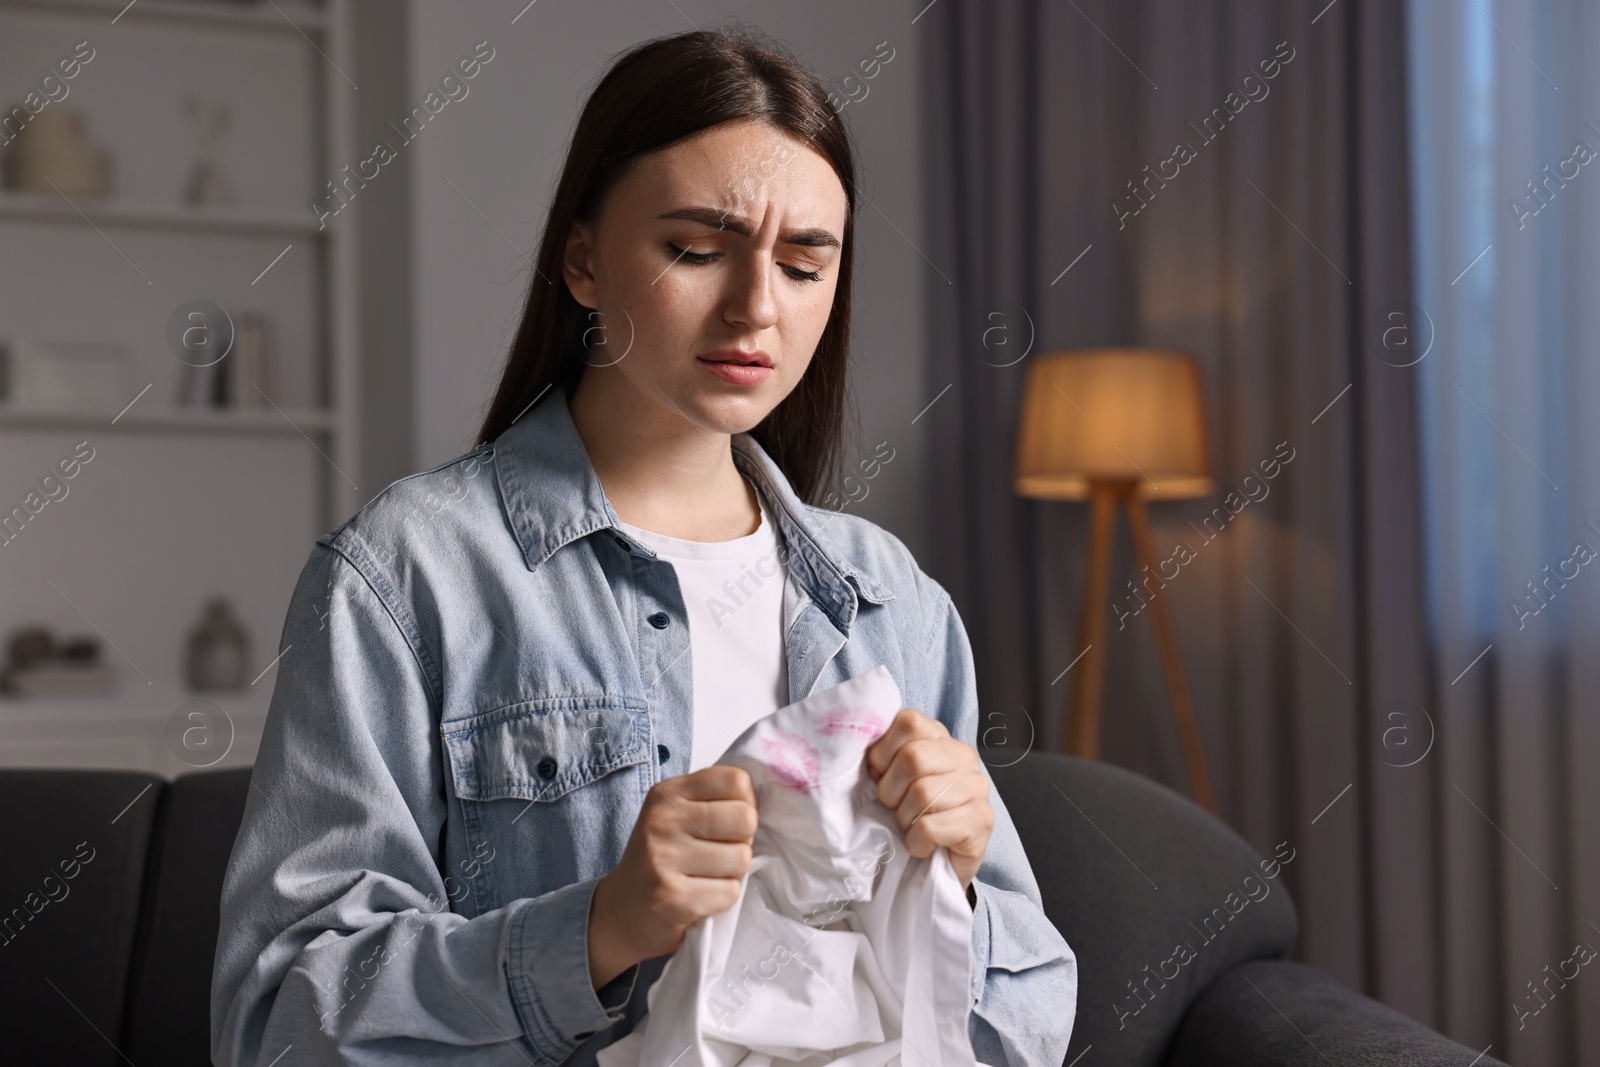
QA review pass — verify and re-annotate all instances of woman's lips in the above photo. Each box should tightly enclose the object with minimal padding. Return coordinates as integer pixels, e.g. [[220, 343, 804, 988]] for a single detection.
[[697, 357, 773, 386]]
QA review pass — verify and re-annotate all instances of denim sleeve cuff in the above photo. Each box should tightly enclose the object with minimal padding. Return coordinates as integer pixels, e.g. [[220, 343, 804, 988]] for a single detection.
[[968, 876, 993, 1008], [597, 959, 640, 1013], [505, 875, 636, 1061]]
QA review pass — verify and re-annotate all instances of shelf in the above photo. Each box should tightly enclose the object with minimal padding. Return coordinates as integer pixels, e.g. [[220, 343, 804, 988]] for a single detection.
[[0, 404, 335, 436], [0, 190, 325, 238], [0, 678, 271, 775], [0, 0, 328, 33], [0, 678, 274, 724]]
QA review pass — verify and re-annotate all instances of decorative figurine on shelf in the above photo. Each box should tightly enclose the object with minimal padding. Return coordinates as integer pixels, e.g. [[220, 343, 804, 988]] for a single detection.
[[0, 625, 116, 697], [181, 94, 235, 208], [185, 597, 251, 690]]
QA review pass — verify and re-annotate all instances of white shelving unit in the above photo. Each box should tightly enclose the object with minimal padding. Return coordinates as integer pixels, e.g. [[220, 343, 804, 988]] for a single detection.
[[0, 0, 361, 776], [0, 187, 326, 236], [0, 0, 329, 31]]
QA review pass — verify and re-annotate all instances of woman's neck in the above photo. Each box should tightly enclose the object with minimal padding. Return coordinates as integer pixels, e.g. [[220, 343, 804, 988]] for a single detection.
[[568, 370, 762, 542]]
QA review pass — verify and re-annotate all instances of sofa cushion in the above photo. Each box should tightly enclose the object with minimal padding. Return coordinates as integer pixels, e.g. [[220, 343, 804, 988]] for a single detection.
[[0, 770, 163, 1067], [123, 766, 253, 1066], [1169, 960, 1511, 1066], [985, 751, 1298, 1067]]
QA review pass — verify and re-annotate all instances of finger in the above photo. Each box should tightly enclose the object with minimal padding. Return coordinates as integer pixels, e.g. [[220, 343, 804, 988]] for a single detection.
[[678, 872, 747, 916], [651, 871, 744, 927], [677, 837, 755, 880], [865, 707, 946, 781], [864, 708, 927, 780], [673, 765, 757, 804], [875, 736, 973, 808], [892, 769, 985, 836], [643, 803, 752, 884], [687, 796, 761, 842], [658, 791, 758, 843], [901, 803, 992, 863]]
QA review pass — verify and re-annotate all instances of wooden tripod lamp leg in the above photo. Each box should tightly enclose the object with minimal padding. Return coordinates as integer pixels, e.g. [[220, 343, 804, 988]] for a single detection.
[[1064, 482, 1119, 758], [1124, 493, 1218, 813]]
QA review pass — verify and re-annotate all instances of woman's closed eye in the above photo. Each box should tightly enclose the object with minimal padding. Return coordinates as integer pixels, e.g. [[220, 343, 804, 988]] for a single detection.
[[664, 241, 825, 283]]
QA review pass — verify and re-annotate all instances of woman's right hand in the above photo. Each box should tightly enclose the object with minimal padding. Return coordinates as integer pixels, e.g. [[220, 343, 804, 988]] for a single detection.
[[586, 764, 758, 988]]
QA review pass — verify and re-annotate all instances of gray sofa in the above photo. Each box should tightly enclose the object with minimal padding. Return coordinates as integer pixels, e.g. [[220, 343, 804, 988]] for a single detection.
[[983, 752, 1507, 1066], [0, 752, 1506, 1065]]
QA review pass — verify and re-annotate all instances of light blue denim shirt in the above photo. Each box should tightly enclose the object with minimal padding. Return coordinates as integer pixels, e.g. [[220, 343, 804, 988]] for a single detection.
[[211, 385, 1078, 1066]]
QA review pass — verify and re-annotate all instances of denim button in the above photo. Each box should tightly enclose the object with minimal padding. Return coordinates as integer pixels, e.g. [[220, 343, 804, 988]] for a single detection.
[[657, 743, 670, 763], [615, 535, 631, 551], [648, 611, 670, 629], [536, 755, 558, 780]]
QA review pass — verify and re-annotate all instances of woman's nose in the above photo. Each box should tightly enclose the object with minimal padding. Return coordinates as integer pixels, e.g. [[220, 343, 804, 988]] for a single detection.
[[724, 254, 779, 331]]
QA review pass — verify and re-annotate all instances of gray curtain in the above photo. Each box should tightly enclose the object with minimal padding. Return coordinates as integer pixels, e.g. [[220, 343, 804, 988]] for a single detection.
[[1407, 1, 1600, 1063], [921, 0, 1447, 1045]]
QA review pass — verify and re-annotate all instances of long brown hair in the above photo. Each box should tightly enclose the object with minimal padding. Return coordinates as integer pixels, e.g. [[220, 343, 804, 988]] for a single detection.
[[475, 25, 859, 504]]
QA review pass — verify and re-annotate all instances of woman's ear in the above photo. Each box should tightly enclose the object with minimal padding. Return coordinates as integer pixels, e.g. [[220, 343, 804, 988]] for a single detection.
[[562, 221, 599, 309]]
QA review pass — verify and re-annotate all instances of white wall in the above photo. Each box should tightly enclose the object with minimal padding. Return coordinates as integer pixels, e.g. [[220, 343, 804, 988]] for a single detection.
[[403, 0, 931, 557]]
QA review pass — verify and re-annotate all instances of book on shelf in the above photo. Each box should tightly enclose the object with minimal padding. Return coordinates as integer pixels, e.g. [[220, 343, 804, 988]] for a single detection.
[[0, 338, 131, 412], [174, 310, 275, 411]]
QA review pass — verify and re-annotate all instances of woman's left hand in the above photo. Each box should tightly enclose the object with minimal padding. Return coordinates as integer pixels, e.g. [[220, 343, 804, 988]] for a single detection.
[[864, 707, 993, 891]]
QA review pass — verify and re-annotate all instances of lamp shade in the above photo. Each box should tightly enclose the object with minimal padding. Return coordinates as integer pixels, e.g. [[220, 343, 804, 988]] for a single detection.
[[1013, 348, 1214, 500]]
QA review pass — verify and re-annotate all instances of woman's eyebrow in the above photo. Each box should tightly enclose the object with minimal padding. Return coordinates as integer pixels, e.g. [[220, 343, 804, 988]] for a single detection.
[[656, 206, 841, 249]]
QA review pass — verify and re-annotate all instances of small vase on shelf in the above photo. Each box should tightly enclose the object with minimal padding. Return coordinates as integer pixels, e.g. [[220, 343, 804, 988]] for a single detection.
[[185, 597, 251, 691]]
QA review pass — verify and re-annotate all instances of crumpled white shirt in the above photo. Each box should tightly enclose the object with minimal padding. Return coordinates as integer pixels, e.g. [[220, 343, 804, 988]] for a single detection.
[[596, 664, 993, 1067]]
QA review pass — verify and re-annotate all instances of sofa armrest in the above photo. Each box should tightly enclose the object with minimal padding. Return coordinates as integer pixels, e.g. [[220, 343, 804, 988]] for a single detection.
[[985, 751, 1299, 1067], [1168, 960, 1509, 1067]]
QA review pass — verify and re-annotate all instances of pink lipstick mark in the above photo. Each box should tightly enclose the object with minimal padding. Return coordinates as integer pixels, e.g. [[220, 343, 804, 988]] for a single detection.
[[819, 706, 886, 740], [761, 731, 821, 790]]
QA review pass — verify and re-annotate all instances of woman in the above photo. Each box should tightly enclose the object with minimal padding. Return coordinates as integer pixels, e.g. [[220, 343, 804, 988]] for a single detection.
[[211, 26, 1076, 1067]]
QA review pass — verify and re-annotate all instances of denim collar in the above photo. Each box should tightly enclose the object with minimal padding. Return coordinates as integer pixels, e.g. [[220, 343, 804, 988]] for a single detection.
[[491, 385, 895, 627]]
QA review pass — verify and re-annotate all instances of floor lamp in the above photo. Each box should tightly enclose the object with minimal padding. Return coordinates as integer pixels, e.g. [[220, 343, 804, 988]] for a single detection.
[[1013, 349, 1219, 814]]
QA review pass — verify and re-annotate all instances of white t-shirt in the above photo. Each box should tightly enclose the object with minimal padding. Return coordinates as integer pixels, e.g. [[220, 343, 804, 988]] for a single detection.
[[614, 491, 789, 771]]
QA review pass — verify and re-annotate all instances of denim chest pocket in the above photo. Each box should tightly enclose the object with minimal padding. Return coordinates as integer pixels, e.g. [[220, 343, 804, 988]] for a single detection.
[[442, 696, 652, 911]]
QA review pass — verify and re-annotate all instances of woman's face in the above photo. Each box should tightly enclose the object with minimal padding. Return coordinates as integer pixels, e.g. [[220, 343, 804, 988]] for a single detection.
[[562, 118, 849, 436]]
